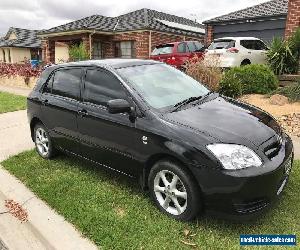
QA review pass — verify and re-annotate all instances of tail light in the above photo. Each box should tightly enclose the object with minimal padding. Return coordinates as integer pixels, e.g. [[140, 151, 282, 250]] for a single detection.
[[167, 57, 176, 64], [227, 47, 239, 53]]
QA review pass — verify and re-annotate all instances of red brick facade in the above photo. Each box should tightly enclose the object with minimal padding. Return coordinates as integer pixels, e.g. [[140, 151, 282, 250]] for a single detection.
[[205, 25, 214, 45], [285, 0, 300, 38], [42, 30, 204, 63], [41, 39, 55, 63]]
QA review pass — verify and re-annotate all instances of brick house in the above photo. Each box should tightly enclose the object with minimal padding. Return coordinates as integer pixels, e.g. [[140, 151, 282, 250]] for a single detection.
[[285, 0, 300, 38], [0, 27, 42, 63], [39, 8, 205, 63]]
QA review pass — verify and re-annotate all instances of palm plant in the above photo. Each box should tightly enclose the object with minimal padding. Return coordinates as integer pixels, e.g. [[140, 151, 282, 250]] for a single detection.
[[267, 28, 300, 75], [267, 37, 297, 75]]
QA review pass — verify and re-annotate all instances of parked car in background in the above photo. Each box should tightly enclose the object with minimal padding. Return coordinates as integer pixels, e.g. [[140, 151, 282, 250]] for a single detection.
[[205, 37, 268, 68], [28, 59, 293, 221], [150, 41, 205, 69]]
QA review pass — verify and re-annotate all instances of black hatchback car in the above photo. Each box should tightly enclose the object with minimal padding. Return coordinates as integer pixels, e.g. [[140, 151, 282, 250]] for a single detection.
[[27, 59, 294, 221]]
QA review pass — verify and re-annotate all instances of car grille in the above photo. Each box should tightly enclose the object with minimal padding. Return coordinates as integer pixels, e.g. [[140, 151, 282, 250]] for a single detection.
[[234, 198, 269, 214]]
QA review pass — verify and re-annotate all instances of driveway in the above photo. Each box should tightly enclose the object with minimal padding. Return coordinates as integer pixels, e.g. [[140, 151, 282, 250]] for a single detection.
[[0, 110, 34, 161], [0, 85, 31, 97], [0, 109, 97, 249]]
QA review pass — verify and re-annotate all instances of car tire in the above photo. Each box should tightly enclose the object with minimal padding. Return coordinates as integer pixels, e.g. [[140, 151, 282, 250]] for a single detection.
[[148, 159, 202, 221], [34, 123, 56, 159]]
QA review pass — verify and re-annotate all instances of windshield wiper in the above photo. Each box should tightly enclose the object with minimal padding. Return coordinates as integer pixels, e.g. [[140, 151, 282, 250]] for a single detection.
[[172, 92, 212, 113]]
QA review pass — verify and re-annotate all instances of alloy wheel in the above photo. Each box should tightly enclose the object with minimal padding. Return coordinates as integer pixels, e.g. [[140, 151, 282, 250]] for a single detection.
[[35, 127, 49, 156], [153, 170, 188, 215]]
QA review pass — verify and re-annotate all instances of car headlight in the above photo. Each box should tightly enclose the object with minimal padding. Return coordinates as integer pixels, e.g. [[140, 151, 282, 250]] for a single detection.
[[206, 144, 262, 170]]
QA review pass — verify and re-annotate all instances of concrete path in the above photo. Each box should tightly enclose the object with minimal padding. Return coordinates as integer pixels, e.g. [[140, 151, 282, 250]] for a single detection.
[[0, 110, 34, 162], [0, 85, 31, 97], [0, 110, 98, 249]]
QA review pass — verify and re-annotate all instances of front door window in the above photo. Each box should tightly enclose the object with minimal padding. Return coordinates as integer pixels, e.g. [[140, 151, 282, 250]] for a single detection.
[[93, 42, 103, 59]]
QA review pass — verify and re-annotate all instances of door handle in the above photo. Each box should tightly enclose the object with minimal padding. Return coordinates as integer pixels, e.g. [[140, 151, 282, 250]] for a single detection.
[[78, 109, 88, 117], [248, 51, 251, 54]]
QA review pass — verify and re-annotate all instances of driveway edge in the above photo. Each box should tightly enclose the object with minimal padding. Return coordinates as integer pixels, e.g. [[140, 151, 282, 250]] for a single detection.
[[0, 165, 98, 250]]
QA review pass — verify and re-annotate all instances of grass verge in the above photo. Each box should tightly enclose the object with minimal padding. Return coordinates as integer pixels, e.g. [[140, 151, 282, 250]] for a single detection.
[[1, 151, 299, 249], [0, 91, 27, 114]]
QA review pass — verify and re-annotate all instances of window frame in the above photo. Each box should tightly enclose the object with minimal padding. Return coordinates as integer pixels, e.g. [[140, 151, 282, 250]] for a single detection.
[[115, 41, 136, 58], [177, 42, 187, 53], [253, 40, 267, 50], [82, 67, 131, 108], [42, 67, 83, 101], [186, 42, 197, 52]]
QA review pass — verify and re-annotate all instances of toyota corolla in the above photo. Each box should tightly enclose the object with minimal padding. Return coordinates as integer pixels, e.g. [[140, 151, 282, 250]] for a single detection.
[[27, 59, 294, 221]]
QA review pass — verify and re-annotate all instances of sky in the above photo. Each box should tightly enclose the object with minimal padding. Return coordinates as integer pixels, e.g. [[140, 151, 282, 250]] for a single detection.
[[0, 0, 270, 36]]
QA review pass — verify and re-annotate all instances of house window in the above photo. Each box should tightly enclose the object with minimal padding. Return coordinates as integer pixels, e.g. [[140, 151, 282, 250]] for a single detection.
[[115, 41, 136, 58], [93, 42, 103, 59], [2, 49, 6, 63], [8, 49, 11, 63]]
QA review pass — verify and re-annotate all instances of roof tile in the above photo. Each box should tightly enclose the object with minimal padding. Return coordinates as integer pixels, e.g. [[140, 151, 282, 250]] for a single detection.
[[203, 0, 288, 24]]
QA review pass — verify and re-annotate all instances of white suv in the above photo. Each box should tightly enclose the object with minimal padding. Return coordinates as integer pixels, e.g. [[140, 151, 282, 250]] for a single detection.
[[205, 37, 268, 68]]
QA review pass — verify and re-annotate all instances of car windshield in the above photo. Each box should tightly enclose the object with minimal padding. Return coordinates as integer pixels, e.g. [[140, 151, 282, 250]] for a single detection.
[[151, 44, 174, 55], [208, 40, 235, 50], [117, 64, 209, 110]]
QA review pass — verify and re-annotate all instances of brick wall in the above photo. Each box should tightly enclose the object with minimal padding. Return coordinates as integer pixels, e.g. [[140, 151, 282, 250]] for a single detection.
[[113, 31, 150, 58], [42, 30, 205, 62], [285, 0, 300, 38], [150, 32, 204, 54], [41, 39, 55, 63], [150, 32, 185, 51], [205, 25, 214, 45], [82, 34, 91, 58]]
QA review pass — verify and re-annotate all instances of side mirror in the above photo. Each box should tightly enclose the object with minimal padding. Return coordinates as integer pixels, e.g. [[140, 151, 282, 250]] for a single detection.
[[107, 99, 132, 114]]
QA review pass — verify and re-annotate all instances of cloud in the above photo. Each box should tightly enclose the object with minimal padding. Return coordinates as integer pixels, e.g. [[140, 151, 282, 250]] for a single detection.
[[0, 0, 269, 35]]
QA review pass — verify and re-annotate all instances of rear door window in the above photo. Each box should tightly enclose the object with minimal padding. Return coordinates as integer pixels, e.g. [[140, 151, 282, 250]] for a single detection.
[[240, 40, 255, 50], [151, 44, 174, 55], [208, 40, 235, 50], [240, 40, 267, 50], [83, 69, 127, 106], [177, 43, 187, 53], [194, 41, 204, 52], [52, 68, 82, 100], [254, 40, 267, 50], [187, 42, 197, 52]]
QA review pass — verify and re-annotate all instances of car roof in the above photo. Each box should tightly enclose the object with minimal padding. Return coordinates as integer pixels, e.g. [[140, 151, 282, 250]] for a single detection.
[[48, 59, 161, 70], [213, 37, 261, 41], [155, 40, 201, 46]]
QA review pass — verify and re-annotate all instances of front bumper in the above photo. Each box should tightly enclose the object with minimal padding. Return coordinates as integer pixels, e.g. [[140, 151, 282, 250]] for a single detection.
[[191, 134, 294, 219]]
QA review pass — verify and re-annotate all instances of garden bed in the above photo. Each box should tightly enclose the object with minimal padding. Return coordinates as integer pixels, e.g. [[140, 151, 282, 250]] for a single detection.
[[240, 94, 300, 137]]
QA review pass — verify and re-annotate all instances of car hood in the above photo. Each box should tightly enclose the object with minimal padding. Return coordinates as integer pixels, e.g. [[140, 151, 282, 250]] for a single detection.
[[162, 95, 281, 148]]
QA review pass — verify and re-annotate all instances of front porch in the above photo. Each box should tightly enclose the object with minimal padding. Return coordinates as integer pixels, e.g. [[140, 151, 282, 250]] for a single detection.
[[41, 32, 138, 63]]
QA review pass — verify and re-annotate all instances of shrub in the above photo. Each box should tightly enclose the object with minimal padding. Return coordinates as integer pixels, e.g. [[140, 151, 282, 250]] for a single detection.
[[219, 64, 279, 98], [271, 81, 300, 102], [218, 68, 242, 98], [0, 63, 42, 79], [69, 42, 89, 61], [185, 56, 222, 91], [267, 27, 300, 75]]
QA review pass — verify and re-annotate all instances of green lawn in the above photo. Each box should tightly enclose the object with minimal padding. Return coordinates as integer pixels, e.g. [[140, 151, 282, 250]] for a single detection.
[[1, 151, 299, 250], [0, 91, 27, 114]]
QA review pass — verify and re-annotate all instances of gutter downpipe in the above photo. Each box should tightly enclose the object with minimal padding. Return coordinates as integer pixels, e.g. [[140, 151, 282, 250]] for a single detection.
[[89, 30, 96, 59]]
